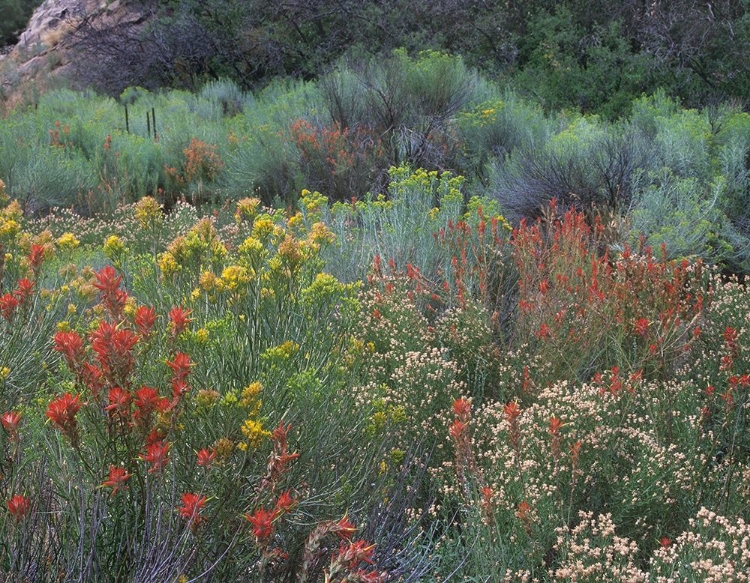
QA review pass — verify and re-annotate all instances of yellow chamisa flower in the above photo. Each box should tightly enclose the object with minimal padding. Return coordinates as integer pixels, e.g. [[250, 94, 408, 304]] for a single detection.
[[134, 196, 163, 230], [238, 236, 264, 257], [267, 256, 283, 274], [260, 287, 275, 300], [251, 216, 275, 240], [213, 437, 234, 460], [240, 418, 271, 447], [262, 340, 300, 363], [123, 296, 138, 317], [220, 390, 239, 406], [157, 251, 181, 277], [199, 270, 219, 292], [57, 321, 70, 332], [2, 200, 22, 222], [302, 272, 343, 304], [300, 189, 327, 217], [0, 218, 20, 241], [241, 381, 262, 401], [309, 222, 335, 246], [57, 232, 80, 251], [103, 235, 127, 261], [287, 212, 304, 231], [240, 381, 263, 410], [1, 367, 11, 380], [209, 239, 227, 262], [196, 389, 220, 408], [194, 328, 210, 344], [277, 235, 303, 266], [234, 197, 261, 224], [220, 265, 252, 292]]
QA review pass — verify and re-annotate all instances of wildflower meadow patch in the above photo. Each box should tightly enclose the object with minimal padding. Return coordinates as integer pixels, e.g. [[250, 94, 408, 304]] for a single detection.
[[0, 166, 749, 581]]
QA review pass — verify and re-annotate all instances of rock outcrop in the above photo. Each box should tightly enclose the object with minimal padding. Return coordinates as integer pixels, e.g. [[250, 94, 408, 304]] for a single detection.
[[0, 0, 143, 110]]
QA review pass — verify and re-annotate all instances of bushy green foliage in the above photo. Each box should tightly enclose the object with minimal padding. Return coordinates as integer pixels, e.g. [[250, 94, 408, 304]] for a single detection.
[[2, 64, 750, 275], [0, 0, 42, 47], [1, 183, 749, 580]]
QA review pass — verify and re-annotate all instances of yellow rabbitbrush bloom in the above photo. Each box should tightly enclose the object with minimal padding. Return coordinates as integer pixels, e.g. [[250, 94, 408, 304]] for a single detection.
[[2, 200, 22, 223], [287, 212, 304, 231], [157, 251, 181, 277], [251, 215, 278, 241], [169, 219, 227, 268], [308, 221, 335, 246], [57, 232, 80, 251], [300, 189, 327, 221], [199, 270, 220, 292], [240, 418, 271, 448], [195, 389, 220, 409], [220, 265, 252, 292], [240, 381, 263, 415], [0, 217, 20, 241], [241, 381, 262, 404], [262, 340, 299, 364], [103, 235, 127, 261], [134, 196, 163, 230], [234, 197, 261, 225], [193, 328, 210, 345], [277, 235, 303, 268]]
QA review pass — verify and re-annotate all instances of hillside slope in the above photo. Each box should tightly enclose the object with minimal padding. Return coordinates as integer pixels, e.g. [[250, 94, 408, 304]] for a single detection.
[[0, 0, 145, 109]]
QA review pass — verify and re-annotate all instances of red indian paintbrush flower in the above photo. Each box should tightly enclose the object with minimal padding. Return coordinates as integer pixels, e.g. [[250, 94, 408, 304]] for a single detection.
[[0, 293, 19, 321], [134, 306, 157, 338], [516, 501, 531, 524], [78, 363, 105, 400], [504, 401, 521, 422], [178, 493, 207, 529], [93, 265, 122, 295], [145, 429, 166, 446], [273, 490, 296, 515], [452, 397, 471, 420], [7, 494, 30, 521], [1, 410, 21, 438], [633, 317, 649, 337], [105, 387, 132, 417], [196, 448, 216, 468], [333, 515, 358, 540], [335, 539, 376, 570], [46, 393, 81, 445], [142, 441, 170, 473], [166, 353, 192, 383], [102, 465, 131, 496], [13, 278, 34, 305], [245, 507, 275, 543], [93, 266, 128, 319], [449, 420, 467, 441], [168, 306, 192, 337], [53, 330, 85, 369], [263, 422, 300, 489], [27, 244, 45, 270], [133, 386, 169, 426], [89, 322, 136, 386]]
